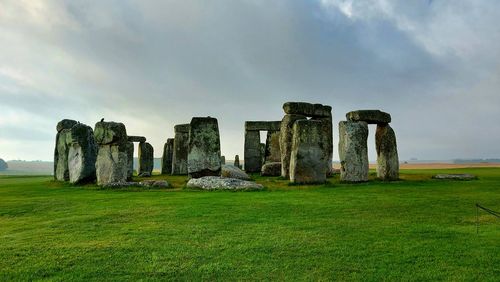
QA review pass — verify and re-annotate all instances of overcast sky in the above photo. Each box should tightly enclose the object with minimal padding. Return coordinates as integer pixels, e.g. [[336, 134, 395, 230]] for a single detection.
[[1, 0, 499, 161]]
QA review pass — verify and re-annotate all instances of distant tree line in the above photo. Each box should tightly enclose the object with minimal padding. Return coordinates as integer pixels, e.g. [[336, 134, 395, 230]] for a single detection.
[[0, 158, 8, 171]]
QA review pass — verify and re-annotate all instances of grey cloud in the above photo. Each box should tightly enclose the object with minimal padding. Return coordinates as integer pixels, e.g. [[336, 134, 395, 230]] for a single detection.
[[0, 0, 499, 161]]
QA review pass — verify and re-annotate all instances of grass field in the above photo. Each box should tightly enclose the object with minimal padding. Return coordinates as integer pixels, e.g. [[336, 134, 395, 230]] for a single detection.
[[0, 168, 499, 280]]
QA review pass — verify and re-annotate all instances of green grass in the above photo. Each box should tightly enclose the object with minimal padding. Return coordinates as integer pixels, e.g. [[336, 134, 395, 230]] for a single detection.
[[0, 168, 499, 281]]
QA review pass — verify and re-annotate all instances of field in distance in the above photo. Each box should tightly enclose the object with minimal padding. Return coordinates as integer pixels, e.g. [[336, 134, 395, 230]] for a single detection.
[[0, 168, 499, 280]]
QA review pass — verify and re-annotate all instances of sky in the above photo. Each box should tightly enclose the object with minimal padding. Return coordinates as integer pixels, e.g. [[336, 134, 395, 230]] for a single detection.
[[1, 0, 499, 162]]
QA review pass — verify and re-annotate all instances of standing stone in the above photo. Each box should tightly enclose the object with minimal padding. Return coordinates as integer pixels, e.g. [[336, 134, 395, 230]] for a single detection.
[[264, 131, 281, 163], [312, 115, 334, 176], [67, 123, 98, 184], [234, 155, 241, 169], [54, 129, 71, 181], [279, 114, 306, 178], [54, 119, 78, 181], [94, 121, 129, 186], [260, 143, 266, 166], [138, 142, 154, 177], [338, 121, 369, 182], [244, 130, 261, 173], [289, 120, 328, 184], [221, 156, 226, 165], [161, 138, 174, 175], [376, 124, 399, 180], [126, 142, 134, 180], [172, 124, 190, 175], [187, 117, 221, 178], [96, 143, 129, 185]]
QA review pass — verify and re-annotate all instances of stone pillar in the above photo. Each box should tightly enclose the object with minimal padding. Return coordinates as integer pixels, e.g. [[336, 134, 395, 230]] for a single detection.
[[94, 121, 129, 186], [161, 138, 174, 175], [244, 130, 261, 173], [338, 121, 369, 182], [289, 120, 328, 184], [220, 156, 226, 165], [376, 124, 399, 180], [187, 117, 221, 178], [264, 131, 281, 163], [312, 115, 333, 175], [67, 123, 98, 184], [234, 155, 241, 169], [172, 124, 190, 175], [126, 142, 134, 180], [279, 114, 306, 178], [138, 142, 154, 177], [54, 119, 77, 181]]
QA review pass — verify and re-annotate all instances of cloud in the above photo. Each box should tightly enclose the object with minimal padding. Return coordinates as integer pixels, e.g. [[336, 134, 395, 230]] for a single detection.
[[0, 0, 499, 161]]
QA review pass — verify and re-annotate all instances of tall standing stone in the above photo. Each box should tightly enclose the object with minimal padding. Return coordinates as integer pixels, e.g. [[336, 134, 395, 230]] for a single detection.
[[138, 142, 154, 177], [94, 121, 129, 186], [279, 114, 306, 178], [172, 124, 190, 175], [54, 119, 77, 181], [220, 156, 226, 165], [311, 116, 333, 176], [289, 120, 328, 184], [161, 138, 174, 175], [338, 121, 369, 182], [126, 142, 134, 180], [187, 117, 221, 178], [264, 131, 281, 163], [376, 124, 399, 180], [67, 123, 98, 184], [234, 155, 241, 169], [244, 130, 261, 173]]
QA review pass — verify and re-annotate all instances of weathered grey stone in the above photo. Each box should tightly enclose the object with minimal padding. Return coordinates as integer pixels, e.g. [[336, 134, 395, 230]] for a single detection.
[[260, 143, 266, 165], [54, 128, 71, 181], [346, 110, 391, 124], [187, 117, 221, 178], [261, 162, 281, 177], [138, 142, 154, 177], [127, 136, 146, 143], [221, 156, 226, 165], [126, 142, 134, 180], [56, 119, 77, 133], [283, 102, 332, 117], [103, 180, 170, 188], [96, 143, 129, 186], [234, 155, 241, 169], [376, 124, 399, 180], [338, 121, 369, 182], [174, 123, 190, 133], [221, 164, 250, 180], [279, 114, 306, 178], [290, 120, 329, 184], [161, 138, 174, 175], [311, 115, 334, 176], [265, 131, 281, 163], [94, 121, 127, 145], [186, 176, 263, 191], [244, 130, 261, 173], [172, 123, 190, 175], [67, 123, 98, 184], [432, 174, 477, 180], [94, 121, 129, 186], [245, 121, 281, 131]]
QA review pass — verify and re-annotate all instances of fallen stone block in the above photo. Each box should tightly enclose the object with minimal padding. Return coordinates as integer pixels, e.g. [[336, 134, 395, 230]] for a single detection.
[[186, 176, 263, 191]]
